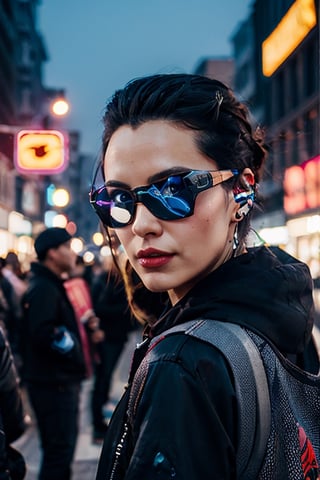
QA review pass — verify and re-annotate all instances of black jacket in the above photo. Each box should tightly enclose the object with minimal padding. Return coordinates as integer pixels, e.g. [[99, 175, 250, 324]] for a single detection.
[[92, 272, 134, 343], [96, 247, 317, 480], [0, 329, 26, 480], [21, 263, 86, 385]]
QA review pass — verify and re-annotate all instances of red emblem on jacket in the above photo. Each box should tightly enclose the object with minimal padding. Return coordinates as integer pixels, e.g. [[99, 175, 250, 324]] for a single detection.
[[298, 424, 319, 479]]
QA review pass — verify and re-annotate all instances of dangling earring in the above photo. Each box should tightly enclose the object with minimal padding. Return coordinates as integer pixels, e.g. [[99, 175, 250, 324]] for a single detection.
[[233, 223, 239, 252]]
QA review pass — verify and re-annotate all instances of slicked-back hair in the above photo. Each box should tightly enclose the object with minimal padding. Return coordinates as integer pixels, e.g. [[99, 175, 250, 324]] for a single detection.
[[102, 74, 266, 182]]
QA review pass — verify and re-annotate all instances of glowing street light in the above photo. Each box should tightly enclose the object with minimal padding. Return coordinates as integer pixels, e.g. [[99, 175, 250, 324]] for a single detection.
[[51, 98, 70, 117]]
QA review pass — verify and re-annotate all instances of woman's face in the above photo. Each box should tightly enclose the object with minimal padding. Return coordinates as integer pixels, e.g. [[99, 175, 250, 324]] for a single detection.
[[104, 120, 239, 305]]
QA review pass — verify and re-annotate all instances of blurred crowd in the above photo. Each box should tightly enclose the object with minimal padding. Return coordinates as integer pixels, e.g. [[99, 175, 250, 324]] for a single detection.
[[0, 229, 138, 480]]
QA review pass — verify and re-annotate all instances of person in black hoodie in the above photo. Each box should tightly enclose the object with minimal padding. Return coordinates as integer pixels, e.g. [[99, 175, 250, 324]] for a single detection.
[[21, 228, 86, 480], [89, 74, 319, 479]]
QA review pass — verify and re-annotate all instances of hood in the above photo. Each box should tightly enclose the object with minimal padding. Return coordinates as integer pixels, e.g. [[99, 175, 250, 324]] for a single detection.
[[151, 247, 315, 355]]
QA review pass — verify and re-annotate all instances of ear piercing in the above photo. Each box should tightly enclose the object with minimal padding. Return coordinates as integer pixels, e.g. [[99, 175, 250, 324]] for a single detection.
[[235, 199, 253, 219]]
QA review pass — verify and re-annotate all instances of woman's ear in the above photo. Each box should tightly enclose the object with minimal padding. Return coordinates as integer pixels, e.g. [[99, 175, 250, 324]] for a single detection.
[[233, 168, 255, 221], [241, 168, 255, 188]]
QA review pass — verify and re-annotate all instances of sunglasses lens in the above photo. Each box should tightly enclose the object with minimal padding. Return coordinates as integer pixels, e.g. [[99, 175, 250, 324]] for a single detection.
[[138, 186, 191, 220], [157, 174, 193, 218], [91, 187, 134, 227], [109, 189, 135, 227], [91, 186, 112, 226]]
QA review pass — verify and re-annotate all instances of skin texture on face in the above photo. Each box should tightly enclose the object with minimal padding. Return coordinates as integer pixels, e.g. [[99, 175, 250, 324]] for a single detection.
[[104, 120, 239, 305]]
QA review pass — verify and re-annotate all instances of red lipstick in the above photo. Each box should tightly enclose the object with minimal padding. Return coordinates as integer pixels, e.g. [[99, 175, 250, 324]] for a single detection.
[[136, 248, 173, 268]]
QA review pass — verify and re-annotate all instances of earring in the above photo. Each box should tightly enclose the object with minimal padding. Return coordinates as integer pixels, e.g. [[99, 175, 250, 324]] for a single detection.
[[235, 199, 253, 219], [233, 223, 239, 251]]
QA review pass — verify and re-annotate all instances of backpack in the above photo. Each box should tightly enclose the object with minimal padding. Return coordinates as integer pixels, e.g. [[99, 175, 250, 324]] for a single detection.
[[148, 319, 320, 480]]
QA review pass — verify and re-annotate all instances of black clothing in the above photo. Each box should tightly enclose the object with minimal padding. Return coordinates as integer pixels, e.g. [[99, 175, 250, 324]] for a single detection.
[[27, 382, 80, 480], [91, 272, 133, 433], [92, 272, 133, 343], [96, 246, 316, 480], [0, 277, 21, 357], [91, 340, 124, 434], [21, 262, 86, 480], [0, 328, 26, 480], [21, 262, 86, 384]]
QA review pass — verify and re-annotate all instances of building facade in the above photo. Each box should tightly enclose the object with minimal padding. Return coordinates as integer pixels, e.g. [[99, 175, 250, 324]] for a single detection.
[[0, 0, 89, 267], [0, 0, 47, 260], [193, 56, 235, 88], [231, 0, 319, 302]]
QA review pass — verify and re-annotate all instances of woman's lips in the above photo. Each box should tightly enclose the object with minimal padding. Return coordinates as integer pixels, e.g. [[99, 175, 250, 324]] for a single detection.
[[136, 248, 174, 268]]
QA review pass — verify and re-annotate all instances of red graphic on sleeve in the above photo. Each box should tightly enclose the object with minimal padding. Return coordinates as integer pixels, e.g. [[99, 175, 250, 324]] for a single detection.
[[298, 425, 319, 480]]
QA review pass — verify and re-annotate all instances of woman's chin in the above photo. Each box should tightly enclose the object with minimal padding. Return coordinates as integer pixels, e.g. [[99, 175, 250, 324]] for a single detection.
[[140, 275, 171, 293]]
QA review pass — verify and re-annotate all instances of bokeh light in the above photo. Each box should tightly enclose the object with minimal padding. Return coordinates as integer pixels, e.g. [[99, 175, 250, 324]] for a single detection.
[[71, 237, 84, 253], [52, 188, 70, 208], [92, 232, 104, 246], [51, 99, 70, 116], [83, 251, 95, 264], [52, 214, 68, 228]]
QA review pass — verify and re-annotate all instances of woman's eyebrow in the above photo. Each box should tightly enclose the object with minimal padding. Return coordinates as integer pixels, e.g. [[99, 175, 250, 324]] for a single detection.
[[147, 167, 191, 183], [105, 179, 130, 188], [106, 167, 191, 189]]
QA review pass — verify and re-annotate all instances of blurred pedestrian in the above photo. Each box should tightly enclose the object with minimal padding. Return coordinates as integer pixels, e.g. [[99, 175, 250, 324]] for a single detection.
[[64, 255, 105, 379], [0, 260, 12, 340], [21, 227, 86, 480], [2, 252, 27, 301], [0, 326, 26, 480], [90, 251, 134, 444], [90, 74, 319, 479], [1, 256, 26, 364]]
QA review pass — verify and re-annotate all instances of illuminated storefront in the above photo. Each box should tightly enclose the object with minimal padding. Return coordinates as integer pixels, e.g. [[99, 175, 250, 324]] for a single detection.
[[283, 154, 320, 309]]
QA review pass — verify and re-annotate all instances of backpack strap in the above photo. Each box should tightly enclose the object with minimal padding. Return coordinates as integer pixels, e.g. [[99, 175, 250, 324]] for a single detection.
[[160, 319, 271, 479]]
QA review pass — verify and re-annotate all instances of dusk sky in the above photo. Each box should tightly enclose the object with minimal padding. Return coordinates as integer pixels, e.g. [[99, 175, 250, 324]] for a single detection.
[[39, 0, 253, 156]]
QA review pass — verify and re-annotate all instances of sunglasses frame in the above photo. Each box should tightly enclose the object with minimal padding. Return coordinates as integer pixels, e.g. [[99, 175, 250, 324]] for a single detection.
[[89, 168, 239, 228]]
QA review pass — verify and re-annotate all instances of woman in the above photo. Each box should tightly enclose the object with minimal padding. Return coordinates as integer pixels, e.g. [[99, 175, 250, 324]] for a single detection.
[[90, 74, 318, 479]]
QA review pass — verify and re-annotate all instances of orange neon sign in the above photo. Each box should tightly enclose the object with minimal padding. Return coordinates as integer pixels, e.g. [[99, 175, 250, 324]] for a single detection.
[[15, 130, 68, 174], [262, 0, 317, 77]]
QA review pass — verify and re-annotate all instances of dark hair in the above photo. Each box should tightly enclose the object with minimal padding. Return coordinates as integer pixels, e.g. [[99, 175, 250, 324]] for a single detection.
[[101, 73, 267, 322], [103, 74, 265, 168]]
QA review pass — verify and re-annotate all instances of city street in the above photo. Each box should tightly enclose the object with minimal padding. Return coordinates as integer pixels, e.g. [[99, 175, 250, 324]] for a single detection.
[[13, 330, 141, 480]]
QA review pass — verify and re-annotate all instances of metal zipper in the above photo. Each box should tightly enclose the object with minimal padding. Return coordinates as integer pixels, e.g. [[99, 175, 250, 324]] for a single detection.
[[109, 422, 129, 480]]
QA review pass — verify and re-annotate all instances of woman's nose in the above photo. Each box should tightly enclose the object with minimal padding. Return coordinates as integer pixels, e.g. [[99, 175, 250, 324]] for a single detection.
[[131, 202, 163, 237]]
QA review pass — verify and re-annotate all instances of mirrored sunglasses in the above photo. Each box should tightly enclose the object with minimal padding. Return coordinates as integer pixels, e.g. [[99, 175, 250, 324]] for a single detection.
[[89, 169, 239, 228]]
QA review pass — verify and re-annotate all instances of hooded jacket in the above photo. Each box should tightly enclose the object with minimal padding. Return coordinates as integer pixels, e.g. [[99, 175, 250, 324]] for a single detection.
[[96, 246, 317, 480], [21, 262, 86, 385]]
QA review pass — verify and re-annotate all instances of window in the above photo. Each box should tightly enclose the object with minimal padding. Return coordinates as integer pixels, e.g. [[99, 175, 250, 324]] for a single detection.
[[303, 42, 317, 97]]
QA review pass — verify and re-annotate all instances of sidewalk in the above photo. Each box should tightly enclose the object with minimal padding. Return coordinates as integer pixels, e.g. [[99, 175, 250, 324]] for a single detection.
[[13, 329, 141, 480]]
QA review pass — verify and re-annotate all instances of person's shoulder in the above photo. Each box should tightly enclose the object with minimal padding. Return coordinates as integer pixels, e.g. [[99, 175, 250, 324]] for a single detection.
[[25, 270, 60, 300], [148, 330, 231, 373]]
